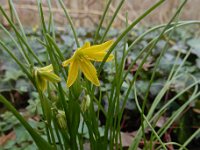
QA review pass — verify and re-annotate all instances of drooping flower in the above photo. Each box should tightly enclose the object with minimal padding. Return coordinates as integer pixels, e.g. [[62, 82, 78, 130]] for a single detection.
[[33, 65, 61, 91], [62, 40, 114, 87]]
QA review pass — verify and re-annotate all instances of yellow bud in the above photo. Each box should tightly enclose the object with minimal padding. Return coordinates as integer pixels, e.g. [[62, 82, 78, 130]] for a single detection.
[[56, 110, 67, 129], [32, 24, 39, 32], [33, 68, 47, 91], [38, 71, 61, 83], [39, 65, 53, 72], [33, 65, 61, 91], [81, 95, 91, 112]]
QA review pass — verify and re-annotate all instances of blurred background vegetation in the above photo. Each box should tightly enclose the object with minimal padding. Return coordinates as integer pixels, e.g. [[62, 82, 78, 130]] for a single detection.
[[1, 0, 200, 29]]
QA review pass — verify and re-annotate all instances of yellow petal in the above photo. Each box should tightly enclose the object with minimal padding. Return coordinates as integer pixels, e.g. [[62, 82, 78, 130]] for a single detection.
[[79, 58, 100, 86], [86, 52, 114, 62], [39, 64, 53, 72], [81, 42, 90, 49], [62, 58, 73, 67], [37, 75, 47, 91], [67, 60, 79, 87], [81, 40, 114, 55], [39, 71, 61, 83], [34, 69, 47, 91], [39, 78, 47, 92]]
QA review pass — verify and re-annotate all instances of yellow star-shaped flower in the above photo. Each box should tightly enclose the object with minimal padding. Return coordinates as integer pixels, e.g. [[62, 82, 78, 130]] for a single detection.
[[62, 40, 114, 87]]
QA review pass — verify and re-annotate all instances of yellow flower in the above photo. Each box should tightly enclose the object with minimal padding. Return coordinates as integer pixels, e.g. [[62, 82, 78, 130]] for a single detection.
[[62, 40, 114, 87], [33, 65, 61, 91]]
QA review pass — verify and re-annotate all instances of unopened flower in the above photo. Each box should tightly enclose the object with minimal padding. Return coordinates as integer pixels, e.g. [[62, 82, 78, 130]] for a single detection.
[[81, 95, 91, 112], [56, 110, 67, 129], [62, 40, 114, 87], [33, 65, 61, 91]]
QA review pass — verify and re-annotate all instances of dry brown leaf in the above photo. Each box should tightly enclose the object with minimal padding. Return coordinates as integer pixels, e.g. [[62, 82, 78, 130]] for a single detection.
[[0, 131, 16, 146]]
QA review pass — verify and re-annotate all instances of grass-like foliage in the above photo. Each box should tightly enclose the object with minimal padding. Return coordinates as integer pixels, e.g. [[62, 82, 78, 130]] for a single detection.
[[0, 0, 200, 149]]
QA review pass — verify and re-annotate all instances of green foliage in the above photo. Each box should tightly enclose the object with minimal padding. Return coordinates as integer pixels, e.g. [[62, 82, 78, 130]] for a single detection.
[[0, 0, 200, 149], [0, 111, 19, 132]]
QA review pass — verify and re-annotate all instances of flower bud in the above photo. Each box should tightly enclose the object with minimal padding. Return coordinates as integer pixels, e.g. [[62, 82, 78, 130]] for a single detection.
[[33, 65, 61, 91], [56, 110, 67, 129], [81, 95, 91, 112], [33, 68, 47, 91]]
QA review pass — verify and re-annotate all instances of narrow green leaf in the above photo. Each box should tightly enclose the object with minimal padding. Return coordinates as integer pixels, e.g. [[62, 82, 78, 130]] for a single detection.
[[0, 95, 54, 150]]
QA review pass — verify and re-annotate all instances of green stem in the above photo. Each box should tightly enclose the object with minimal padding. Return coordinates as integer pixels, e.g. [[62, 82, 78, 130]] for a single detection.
[[0, 6, 42, 65], [9, 0, 28, 41], [46, 0, 56, 39], [38, 91, 52, 145], [100, 0, 126, 43], [179, 128, 200, 150], [133, 85, 167, 150], [0, 40, 32, 81], [94, 0, 112, 43], [0, 24, 30, 65], [58, 0, 80, 47], [98, 0, 165, 75], [140, 1, 187, 148], [52, 113, 64, 150]]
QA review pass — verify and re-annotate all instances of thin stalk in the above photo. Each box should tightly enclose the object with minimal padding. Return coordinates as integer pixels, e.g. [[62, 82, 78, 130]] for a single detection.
[[128, 1, 188, 148], [85, 85, 100, 140], [98, 0, 165, 74], [52, 113, 64, 150], [108, 51, 118, 149], [138, 35, 194, 122], [38, 8, 70, 147], [81, 112, 96, 150], [96, 87, 103, 119], [129, 84, 200, 150], [151, 78, 200, 123], [46, 34, 65, 60], [59, 127, 70, 149], [123, 21, 200, 83], [134, 84, 167, 150], [0, 24, 30, 65], [8, 0, 14, 22], [100, 0, 126, 43], [37, 3, 69, 125], [142, 19, 179, 149], [58, 0, 80, 47], [146, 76, 199, 145], [94, 0, 112, 43], [46, 0, 56, 39], [0, 6, 42, 65], [179, 128, 200, 150], [38, 91, 52, 145], [9, 0, 28, 41], [114, 13, 129, 150], [0, 40, 32, 81], [148, 50, 182, 148], [157, 91, 200, 139], [148, 48, 192, 147], [102, 1, 165, 145], [58, 84, 69, 137], [156, 142, 188, 150], [37, 3, 62, 148], [49, 123, 58, 150]]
